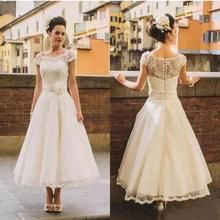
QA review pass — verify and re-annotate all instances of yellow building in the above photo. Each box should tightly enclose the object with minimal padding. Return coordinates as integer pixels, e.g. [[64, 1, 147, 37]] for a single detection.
[[0, 1, 110, 75], [177, 1, 220, 55], [1, 40, 22, 73], [0, 14, 16, 72], [74, 1, 121, 57]]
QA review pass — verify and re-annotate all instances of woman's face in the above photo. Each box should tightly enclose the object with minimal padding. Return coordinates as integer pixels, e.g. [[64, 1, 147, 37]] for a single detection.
[[48, 25, 66, 47], [167, 22, 178, 45]]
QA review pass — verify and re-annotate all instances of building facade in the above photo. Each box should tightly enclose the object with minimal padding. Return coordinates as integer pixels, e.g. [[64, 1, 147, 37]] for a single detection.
[[0, 1, 109, 75], [110, 0, 220, 71]]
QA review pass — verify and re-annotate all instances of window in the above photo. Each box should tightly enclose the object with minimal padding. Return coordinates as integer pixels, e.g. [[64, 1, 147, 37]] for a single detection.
[[16, 49, 20, 57], [130, 38, 137, 44], [36, 21, 39, 32], [184, 1, 193, 6], [62, 8, 65, 17], [83, 15, 89, 21], [218, 32, 220, 42], [147, 5, 150, 13], [79, 1, 82, 13], [23, 51, 28, 58], [100, 10, 106, 20], [134, 11, 136, 18], [213, 31, 218, 42], [156, 1, 159, 9], [140, 8, 142, 15], [110, 16, 117, 22], [138, 38, 141, 44], [204, 15, 210, 22], [13, 66, 21, 73], [133, 24, 136, 31], [119, 17, 121, 23], [212, 11, 220, 23], [23, 66, 28, 73], [207, 31, 220, 43], [166, 0, 169, 6], [17, 29, 20, 38], [110, 26, 116, 33], [203, 31, 211, 43], [26, 26, 29, 34], [110, 36, 116, 45], [199, 15, 210, 23]]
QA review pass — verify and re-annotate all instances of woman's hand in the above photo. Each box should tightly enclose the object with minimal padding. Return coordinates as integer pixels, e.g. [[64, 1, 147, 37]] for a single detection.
[[188, 75, 200, 87], [77, 111, 84, 122], [192, 75, 200, 84], [115, 73, 126, 85]]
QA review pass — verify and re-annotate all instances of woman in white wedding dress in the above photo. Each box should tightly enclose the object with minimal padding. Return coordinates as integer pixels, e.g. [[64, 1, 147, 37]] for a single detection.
[[115, 14, 212, 211], [13, 16, 100, 212]]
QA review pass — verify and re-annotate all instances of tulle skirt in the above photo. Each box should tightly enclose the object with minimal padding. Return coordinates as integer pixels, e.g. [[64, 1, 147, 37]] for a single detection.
[[117, 96, 212, 204], [13, 91, 100, 188]]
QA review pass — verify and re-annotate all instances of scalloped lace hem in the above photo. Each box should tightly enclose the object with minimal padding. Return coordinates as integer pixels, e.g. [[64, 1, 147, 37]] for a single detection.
[[117, 178, 211, 205]]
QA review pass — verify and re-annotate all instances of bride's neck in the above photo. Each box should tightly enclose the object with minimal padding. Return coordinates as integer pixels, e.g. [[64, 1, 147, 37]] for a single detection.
[[158, 42, 172, 51], [50, 45, 63, 53]]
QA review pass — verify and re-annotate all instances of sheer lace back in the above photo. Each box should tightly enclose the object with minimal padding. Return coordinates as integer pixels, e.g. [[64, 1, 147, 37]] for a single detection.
[[140, 51, 186, 80]]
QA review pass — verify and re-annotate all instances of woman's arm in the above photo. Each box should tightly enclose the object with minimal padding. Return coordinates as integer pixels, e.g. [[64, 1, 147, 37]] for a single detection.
[[115, 63, 148, 91], [179, 64, 200, 86], [30, 65, 42, 114], [67, 59, 83, 121]]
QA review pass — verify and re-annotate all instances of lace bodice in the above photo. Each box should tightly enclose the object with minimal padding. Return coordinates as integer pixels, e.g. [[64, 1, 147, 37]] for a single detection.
[[35, 49, 75, 94], [140, 51, 186, 80], [140, 51, 187, 99]]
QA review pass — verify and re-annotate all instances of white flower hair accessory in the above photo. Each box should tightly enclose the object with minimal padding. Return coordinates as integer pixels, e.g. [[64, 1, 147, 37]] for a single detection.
[[45, 16, 53, 32], [153, 15, 172, 33]]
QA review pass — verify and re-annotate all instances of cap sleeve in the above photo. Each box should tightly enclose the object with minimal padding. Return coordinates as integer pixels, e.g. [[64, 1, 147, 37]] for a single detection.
[[181, 54, 187, 66], [66, 50, 76, 62], [35, 52, 42, 65], [140, 51, 150, 66]]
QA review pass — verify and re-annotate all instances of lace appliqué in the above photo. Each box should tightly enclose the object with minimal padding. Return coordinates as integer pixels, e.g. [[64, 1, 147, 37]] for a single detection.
[[34, 50, 76, 65], [66, 50, 75, 62], [117, 178, 210, 205], [35, 52, 42, 65], [140, 52, 186, 80]]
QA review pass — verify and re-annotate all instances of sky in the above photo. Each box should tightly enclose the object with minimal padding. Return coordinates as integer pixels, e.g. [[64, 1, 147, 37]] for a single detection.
[[16, 0, 34, 17]]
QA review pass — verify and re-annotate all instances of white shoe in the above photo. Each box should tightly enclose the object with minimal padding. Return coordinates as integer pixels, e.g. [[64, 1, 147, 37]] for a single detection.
[[155, 201, 167, 212]]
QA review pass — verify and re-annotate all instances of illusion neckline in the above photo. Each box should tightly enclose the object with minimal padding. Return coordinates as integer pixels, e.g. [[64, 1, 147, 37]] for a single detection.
[[41, 49, 68, 58], [149, 53, 182, 60]]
